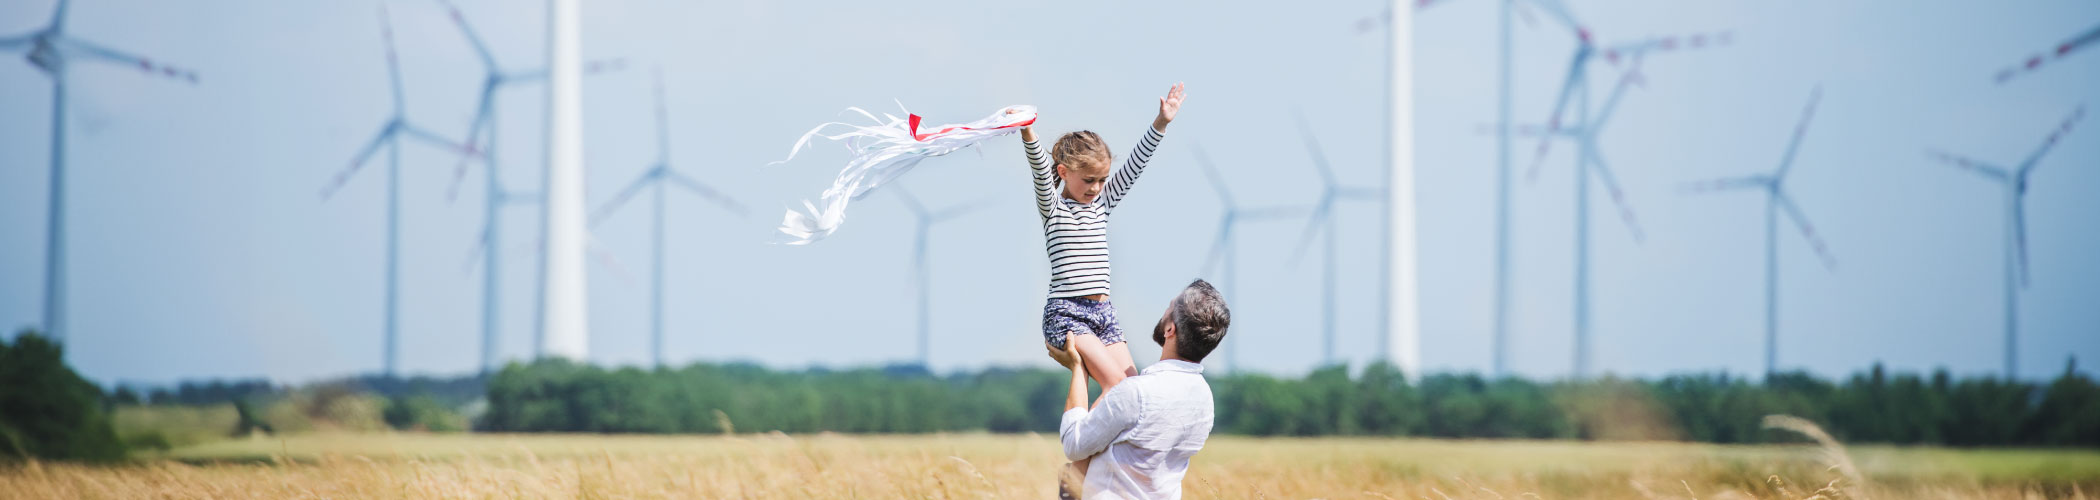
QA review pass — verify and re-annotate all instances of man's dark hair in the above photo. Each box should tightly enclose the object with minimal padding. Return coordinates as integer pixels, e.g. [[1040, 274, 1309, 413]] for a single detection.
[[1170, 279, 1230, 362]]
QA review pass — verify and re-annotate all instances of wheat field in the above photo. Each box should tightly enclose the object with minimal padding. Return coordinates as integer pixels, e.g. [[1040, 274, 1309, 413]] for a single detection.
[[3, 428, 2096, 499]]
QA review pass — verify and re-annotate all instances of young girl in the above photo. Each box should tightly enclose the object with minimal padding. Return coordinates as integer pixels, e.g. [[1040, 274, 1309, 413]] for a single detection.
[[1020, 82, 1186, 396]]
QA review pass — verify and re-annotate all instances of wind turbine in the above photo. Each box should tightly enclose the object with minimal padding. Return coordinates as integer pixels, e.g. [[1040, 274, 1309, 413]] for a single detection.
[[431, 0, 623, 374], [1993, 23, 2100, 85], [319, 5, 477, 378], [1924, 105, 2085, 379], [3, 0, 198, 345], [1351, 0, 1425, 378], [539, 0, 591, 362], [890, 186, 989, 368], [1683, 88, 1836, 378], [1286, 113, 1383, 367], [589, 67, 746, 370], [1412, 0, 1529, 380], [1191, 143, 1308, 373], [1513, 9, 1731, 378]]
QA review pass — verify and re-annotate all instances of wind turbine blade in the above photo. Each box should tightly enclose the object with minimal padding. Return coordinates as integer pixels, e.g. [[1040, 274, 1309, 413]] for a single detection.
[[1680, 175, 1769, 193], [1583, 147, 1645, 242], [1775, 194, 1836, 270], [664, 169, 749, 216], [583, 57, 628, 75], [1190, 142, 1235, 205], [2017, 105, 2085, 175], [445, 93, 498, 202], [2015, 200, 2030, 288], [0, 34, 32, 50], [439, 0, 498, 68], [1527, 50, 1588, 182], [891, 185, 929, 218], [1994, 23, 2100, 84], [1772, 87, 1822, 179], [1339, 186, 1384, 199], [510, 68, 547, 82], [1286, 205, 1331, 267], [653, 66, 671, 164], [1512, 0, 1540, 29], [58, 38, 199, 83], [1598, 30, 1733, 66], [1293, 109, 1338, 186], [1201, 218, 1232, 278], [1412, 0, 1454, 12], [590, 171, 656, 228], [508, 58, 622, 83], [931, 197, 997, 222], [587, 236, 640, 291], [323, 125, 395, 199], [399, 123, 477, 156], [1240, 205, 1314, 220], [379, 5, 404, 106], [1923, 150, 2011, 181], [1588, 55, 1646, 133], [461, 222, 491, 275], [1485, 123, 1557, 138], [1352, 9, 1384, 34]]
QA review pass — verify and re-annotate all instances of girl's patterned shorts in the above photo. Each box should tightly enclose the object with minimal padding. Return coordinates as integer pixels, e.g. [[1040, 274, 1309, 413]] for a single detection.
[[1042, 296, 1124, 350]]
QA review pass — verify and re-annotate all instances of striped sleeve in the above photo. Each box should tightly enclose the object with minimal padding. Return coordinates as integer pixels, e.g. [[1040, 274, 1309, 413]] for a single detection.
[[1100, 124, 1165, 215], [1025, 139, 1057, 219]]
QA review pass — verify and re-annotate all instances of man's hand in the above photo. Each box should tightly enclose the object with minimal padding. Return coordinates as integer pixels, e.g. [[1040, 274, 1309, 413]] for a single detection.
[[1153, 82, 1186, 131], [1055, 337, 1089, 412], [1047, 337, 1082, 369]]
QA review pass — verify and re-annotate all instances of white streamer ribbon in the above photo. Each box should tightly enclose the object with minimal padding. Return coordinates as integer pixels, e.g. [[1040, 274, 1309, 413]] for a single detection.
[[770, 103, 1038, 244]]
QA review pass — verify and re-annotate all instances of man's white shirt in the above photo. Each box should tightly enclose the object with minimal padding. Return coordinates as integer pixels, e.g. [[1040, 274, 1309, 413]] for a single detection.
[[1059, 359, 1214, 500]]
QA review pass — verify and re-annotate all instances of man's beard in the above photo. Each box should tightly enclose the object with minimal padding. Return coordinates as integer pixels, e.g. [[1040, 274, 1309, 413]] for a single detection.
[[1152, 317, 1167, 347]]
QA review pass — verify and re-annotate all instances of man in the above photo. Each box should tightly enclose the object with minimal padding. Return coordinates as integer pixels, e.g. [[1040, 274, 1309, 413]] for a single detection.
[[1047, 279, 1231, 500]]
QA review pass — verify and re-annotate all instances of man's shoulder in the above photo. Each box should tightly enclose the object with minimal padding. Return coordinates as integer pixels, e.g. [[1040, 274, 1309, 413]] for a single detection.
[[1120, 366, 1211, 398]]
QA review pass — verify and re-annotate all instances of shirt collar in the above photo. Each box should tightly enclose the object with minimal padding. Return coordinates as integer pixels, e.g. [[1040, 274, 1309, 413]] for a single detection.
[[1143, 359, 1204, 375]]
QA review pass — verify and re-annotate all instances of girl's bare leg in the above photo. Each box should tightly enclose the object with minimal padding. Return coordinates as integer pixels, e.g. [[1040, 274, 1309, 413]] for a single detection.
[[1068, 333, 1137, 391]]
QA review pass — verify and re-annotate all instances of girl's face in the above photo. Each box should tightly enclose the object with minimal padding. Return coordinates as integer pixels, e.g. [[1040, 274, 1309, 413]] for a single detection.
[[1058, 162, 1110, 204]]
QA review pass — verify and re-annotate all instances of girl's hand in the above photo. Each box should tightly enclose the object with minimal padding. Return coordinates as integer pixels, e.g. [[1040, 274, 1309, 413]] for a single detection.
[[1155, 82, 1187, 127], [1012, 107, 1036, 141]]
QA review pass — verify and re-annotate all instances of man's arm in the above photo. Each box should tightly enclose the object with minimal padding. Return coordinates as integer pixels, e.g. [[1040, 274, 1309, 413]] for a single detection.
[[1060, 381, 1138, 461], [1049, 340, 1138, 462], [1048, 338, 1089, 411], [1100, 82, 1185, 214]]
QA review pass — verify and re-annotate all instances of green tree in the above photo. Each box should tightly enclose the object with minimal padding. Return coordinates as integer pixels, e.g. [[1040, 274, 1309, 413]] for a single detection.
[[0, 330, 127, 462]]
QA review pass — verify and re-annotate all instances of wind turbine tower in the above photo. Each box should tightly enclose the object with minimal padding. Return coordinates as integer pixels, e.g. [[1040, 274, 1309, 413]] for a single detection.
[[1287, 114, 1382, 367], [538, 0, 590, 361], [590, 68, 746, 369], [1924, 105, 2084, 379], [2, 0, 198, 345], [1192, 144, 1307, 373], [891, 187, 988, 368], [319, 6, 475, 377], [1683, 89, 1837, 378]]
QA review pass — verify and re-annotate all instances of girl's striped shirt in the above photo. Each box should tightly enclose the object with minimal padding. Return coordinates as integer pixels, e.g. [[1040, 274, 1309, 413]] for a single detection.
[[1025, 125, 1165, 299]]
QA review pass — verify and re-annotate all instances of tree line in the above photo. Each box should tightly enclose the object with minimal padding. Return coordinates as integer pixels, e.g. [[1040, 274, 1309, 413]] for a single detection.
[[7, 327, 2095, 464], [475, 358, 2099, 447]]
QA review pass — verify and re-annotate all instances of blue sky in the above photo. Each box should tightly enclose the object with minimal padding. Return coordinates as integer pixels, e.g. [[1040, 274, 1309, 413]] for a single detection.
[[1, 0, 2095, 385]]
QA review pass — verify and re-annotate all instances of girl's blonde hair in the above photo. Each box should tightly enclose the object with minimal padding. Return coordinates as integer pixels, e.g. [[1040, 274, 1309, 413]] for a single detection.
[[1051, 130, 1111, 174]]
